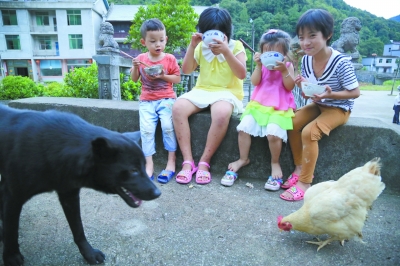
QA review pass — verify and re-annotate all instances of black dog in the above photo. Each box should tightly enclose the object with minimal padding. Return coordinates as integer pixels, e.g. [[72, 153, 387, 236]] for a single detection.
[[0, 105, 161, 266]]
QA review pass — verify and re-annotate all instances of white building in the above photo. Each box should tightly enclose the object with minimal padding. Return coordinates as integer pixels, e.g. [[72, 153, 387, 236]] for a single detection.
[[361, 41, 400, 74], [0, 0, 109, 82]]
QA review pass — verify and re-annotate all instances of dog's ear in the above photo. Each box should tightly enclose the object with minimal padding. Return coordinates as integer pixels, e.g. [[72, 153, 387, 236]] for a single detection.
[[123, 131, 141, 143], [92, 137, 118, 161]]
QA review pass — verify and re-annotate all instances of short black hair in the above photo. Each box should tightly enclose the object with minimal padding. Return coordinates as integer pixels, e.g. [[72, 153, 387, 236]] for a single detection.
[[296, 9, 334, 45], [140, 18, 165, 39], [197, 7, 232, 42]]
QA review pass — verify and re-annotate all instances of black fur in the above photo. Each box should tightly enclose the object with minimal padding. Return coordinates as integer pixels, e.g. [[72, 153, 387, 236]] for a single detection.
[[0, 105, 161, 265]]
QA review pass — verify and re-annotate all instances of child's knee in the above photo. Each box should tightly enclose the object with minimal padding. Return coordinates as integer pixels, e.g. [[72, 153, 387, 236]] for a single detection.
[[302, 123, 325, 141]]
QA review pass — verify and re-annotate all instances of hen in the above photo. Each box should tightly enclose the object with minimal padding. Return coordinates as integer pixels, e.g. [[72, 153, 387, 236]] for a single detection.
[[277, 158, 385, 251]]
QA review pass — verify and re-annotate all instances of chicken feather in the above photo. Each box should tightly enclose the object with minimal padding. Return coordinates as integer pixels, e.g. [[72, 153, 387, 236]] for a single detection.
[[277, 158, 385, 251]]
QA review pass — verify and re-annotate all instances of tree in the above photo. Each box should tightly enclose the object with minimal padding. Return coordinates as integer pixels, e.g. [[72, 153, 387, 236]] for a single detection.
[[126, 0, 198, 54]]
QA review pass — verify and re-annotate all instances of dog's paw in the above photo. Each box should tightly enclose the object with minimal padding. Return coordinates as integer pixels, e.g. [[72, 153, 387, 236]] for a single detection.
[[82, 248, 106, 264]]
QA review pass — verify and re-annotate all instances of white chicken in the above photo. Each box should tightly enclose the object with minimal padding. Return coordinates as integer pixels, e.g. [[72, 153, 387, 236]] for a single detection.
[[277, 157, 385, 251]]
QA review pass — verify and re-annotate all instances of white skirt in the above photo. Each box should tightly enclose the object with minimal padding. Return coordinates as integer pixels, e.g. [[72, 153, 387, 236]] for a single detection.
[[178, 89, 243, 115], [237, 114, 288, 142]]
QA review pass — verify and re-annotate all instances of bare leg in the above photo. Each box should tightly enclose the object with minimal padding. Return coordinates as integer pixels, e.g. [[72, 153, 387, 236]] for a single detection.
[[165, 151, 176, 172], [197, 101, 233, 181], [145, 156, 154, 178], [172, 98, 201, 173], [267, 135, 283, 179], [228, 131, 251, 172]]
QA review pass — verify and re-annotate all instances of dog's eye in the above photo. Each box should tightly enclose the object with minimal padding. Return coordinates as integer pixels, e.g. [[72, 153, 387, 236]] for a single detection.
[[131, 168, 139, 174]]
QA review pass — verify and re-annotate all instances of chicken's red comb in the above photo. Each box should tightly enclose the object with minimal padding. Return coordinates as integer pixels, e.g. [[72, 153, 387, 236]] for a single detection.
[[277, 216, 283, 224]]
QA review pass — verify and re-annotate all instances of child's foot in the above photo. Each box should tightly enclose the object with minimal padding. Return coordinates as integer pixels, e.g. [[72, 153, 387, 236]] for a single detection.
[[271, 162, 283, 179], [228, 158, 250, 172], [264, 176, 283, 191]]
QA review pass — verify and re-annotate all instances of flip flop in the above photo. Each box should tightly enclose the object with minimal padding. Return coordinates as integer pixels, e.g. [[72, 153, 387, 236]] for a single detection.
[[149, 175, 154, 181], [195, 162, 211, 185], [157, 170, 175, 184], [281, 173, 299, 189], [279, 185, 305, 201], [176, 161, 198, 184]]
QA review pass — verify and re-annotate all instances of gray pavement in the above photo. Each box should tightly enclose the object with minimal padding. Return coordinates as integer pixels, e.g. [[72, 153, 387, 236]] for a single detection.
[[1, 91, 400, 266]]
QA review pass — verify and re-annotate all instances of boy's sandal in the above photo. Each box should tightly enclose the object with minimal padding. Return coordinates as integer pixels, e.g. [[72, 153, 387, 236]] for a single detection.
[[195, 162, 211, 185], [279, 185, 305, 201], [280, 173, 299, 189], [176, 161, 198, 184], [221, 171, 238, 187], [157, 170, 175, 184]]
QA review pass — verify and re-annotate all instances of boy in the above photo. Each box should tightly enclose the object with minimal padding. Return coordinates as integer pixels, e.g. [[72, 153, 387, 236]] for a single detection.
[[130, 18, 181, 183]]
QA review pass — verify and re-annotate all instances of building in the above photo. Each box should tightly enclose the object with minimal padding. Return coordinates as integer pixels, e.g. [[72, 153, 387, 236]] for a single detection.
[[361, 41, 400, 74], [0, 0, 109, 82]]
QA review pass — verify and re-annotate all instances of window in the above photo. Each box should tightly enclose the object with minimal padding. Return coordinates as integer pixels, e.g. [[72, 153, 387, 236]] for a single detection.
[[38, 36, 52, 50], [40, 60, 62, 76], [36, 12, 49, 26], [69, 34, 83, 49], [5, 35, 20, 50], [389, 48, 392, 52], [386, 59, 392, 63], [379, 59, 383, 63], [2, 10, 17, 25], [67, 10, 81, 25], [66, 59, 91, 72]]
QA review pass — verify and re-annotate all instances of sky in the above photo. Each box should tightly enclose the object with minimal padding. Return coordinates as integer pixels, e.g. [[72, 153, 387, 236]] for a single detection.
[[343, 0, 398, 19]]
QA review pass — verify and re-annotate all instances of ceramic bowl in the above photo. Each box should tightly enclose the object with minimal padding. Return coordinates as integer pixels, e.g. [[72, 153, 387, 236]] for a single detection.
[[144, 64, 163, 76], [202, 30, 224, 45], [301, 82, 326, 97], [260, 51, 284, 70]]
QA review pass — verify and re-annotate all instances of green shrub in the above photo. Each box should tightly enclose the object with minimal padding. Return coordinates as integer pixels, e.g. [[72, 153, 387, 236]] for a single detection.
[[121, 79, 141, 101], [41, 82, 66, 97], [63, 63, 98, 98], [0, 76, 41, 100]]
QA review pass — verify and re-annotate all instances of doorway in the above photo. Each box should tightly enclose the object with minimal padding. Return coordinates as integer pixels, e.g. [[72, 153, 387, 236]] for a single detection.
[[15, 67, 29, 77]]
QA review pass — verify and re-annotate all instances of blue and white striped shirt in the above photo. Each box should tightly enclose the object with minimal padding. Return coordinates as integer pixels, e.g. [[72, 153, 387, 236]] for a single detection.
[[301, 48, 359, 111]]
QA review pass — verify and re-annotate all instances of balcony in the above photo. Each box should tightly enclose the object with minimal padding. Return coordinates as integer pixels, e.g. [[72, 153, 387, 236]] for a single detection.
[[30, 25, 57, 34], [33, 49, 58, 56]]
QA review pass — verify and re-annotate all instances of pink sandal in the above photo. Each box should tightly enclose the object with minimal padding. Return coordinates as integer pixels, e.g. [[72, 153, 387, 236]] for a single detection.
[[281, 173, 299, 189], [195, 162, 211, 184], [176, 161, 198, 184], [280, 185, 305, 201]]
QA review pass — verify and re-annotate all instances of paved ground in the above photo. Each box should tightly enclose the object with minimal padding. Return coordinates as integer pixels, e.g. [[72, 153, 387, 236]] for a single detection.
[[1, 91, 400, 266]]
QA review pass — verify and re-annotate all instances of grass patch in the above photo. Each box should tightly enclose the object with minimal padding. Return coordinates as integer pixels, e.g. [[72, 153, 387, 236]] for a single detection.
[[359, 80, 400, 91]]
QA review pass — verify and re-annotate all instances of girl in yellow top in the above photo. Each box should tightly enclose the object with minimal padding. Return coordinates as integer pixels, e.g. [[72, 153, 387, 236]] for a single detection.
[[172, 7, 247, 185]]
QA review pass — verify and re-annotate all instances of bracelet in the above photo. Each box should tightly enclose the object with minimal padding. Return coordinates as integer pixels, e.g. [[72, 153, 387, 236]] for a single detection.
[[284, 73, 290, 78]]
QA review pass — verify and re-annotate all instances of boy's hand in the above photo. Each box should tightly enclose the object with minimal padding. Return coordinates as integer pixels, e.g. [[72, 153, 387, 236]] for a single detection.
[[294, 75, 306, 88], [146, 70, 164, 80]]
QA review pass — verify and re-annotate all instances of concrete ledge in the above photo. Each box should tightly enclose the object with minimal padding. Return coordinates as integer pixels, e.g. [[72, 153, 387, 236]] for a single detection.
[[9, 97, 400, 194]]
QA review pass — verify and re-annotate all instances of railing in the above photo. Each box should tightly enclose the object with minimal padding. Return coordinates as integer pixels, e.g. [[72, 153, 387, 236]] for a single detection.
[[30, 25, 57, 33], [33, 49, 58, 56]]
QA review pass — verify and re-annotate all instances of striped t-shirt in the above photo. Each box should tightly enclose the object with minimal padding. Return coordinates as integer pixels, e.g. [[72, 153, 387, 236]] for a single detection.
[[301, 48, 359, 111]]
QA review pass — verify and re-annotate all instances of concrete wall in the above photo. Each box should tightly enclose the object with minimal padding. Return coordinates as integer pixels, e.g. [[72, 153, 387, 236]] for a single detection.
[[8, 97, 400, 194]]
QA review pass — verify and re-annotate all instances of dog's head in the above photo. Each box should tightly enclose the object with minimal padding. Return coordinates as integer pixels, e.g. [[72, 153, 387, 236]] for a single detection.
[[90, 131, 161, 208]]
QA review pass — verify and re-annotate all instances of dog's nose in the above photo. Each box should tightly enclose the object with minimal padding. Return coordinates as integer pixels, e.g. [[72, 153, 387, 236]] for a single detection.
[[151, 187, 162, 199]]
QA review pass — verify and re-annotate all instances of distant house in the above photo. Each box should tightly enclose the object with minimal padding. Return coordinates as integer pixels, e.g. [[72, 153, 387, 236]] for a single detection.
[[361, 41, 400, 74], [0, 0, 109, 82], [106, 4, 208, 60]]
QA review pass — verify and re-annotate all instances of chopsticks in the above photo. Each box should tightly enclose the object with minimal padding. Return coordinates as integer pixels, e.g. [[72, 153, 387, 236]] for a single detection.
[[239, 38, 256, 54], [120, 50, 151, 67]]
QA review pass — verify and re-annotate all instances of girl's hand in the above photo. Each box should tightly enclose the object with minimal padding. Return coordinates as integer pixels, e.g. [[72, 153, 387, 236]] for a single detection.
[[311, 85, 332, 102], [274, 60, 287, 73], [254, 52, 261, 63], [209, 35, 229, 56], [294, 75, 306, 87], [189, 32, 203, 49]]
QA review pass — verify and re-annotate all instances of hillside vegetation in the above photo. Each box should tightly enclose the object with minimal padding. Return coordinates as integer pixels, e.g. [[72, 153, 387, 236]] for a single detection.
[[110, 0, 400, 58]]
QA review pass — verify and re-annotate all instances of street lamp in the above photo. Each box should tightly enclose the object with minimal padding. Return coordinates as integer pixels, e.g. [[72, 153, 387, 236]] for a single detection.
[[371, 53, 377, 71], [249, 18, 255, 74]]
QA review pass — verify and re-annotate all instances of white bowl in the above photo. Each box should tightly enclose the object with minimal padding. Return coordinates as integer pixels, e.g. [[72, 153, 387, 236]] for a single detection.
[[260, 51, 284, 70], [202, 30, 224, 45], [144, 64, 163, 76], [301, 82, 326, 97]]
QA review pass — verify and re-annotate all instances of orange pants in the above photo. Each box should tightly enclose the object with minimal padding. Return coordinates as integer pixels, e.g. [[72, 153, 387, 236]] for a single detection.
[[288, 103, 350, 184]]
